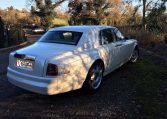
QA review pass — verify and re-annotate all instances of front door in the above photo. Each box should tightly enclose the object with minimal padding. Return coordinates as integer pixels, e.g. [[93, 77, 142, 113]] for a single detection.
[[114, 29, 133, 65], [100, 28, 122, 73]]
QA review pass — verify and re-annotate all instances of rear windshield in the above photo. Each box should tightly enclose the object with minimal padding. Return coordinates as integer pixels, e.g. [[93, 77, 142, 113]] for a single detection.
[[38, 31, 83, 45]]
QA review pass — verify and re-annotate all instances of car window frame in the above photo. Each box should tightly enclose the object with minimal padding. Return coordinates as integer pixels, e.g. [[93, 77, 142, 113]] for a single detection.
[[99, 28, 116, 45], [114, 29, 125, 41]]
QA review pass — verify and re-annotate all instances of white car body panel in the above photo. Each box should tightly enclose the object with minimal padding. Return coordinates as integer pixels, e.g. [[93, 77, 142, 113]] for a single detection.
[[7, 26, 138, 95]]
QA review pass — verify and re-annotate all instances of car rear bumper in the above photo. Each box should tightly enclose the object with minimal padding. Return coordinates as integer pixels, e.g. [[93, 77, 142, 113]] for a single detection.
[[7, 67, 85, 95]]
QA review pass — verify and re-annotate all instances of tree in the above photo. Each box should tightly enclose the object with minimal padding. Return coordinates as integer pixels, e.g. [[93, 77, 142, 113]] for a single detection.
[[137, 0, 167, 30], [29, 15, 41, 25], [142, 0, 146, 29], [0, 16, 5, 48], [147, 0, 167, 32], [4, 6, 19, 25], [112, 0, 133, 26], [31, 0, 66, 29], [0, 8, 4, 17], [127, 5, 141, 26], [136, 0, 148, 29], [68, 0, 83, 25], [90, 0, 112, 24], [68, 0, 119, 25]]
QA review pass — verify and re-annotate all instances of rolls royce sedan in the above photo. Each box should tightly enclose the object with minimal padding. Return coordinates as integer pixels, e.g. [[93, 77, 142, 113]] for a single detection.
[[7, 26, 139, 95]]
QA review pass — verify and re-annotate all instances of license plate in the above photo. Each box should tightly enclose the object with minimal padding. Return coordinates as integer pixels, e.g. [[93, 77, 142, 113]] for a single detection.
[[16, 59, 34, 69]]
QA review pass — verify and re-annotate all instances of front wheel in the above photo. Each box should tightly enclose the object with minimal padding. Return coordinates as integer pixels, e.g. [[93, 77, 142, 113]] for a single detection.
[[83, 62, 104, 92], [130, 48, 139, 63]]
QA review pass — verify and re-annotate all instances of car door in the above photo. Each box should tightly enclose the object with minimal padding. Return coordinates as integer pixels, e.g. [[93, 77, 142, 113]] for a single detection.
[[99, 28, 122, 73], [114, 29, 133, 64]]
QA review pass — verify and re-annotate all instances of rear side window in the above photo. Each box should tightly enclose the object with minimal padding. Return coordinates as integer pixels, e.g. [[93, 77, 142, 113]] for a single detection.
[[100, 29, 116, 45], [38, 31, 83, 45]]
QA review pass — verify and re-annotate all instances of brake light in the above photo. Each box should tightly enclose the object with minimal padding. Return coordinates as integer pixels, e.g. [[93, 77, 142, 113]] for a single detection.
[[46, 63, 58, 76]]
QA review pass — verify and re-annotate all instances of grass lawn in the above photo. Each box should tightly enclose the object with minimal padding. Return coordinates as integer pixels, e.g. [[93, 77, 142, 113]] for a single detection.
[[130, 54, 167, 119]]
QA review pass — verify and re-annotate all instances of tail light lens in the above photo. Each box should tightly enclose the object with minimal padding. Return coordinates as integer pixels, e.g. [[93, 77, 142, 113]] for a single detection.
[[46, 63, 58, 76]]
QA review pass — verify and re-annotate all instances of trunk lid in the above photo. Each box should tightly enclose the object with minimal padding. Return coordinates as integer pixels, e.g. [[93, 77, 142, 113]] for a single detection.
[[9, 42, 75, 77]]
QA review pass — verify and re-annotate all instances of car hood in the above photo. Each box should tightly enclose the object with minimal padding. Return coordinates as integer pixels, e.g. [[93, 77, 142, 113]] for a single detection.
[[15, 42, 76, 59]]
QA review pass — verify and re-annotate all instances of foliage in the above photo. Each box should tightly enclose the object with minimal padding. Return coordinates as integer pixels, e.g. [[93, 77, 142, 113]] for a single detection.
[[136, 0, 156, 29], [68, 0, 84, 25], [164, 34, 167, 44], [7, 26, 27, 46], [147, 0, 167, 33], [68, 0, 127, 25], [136, 0, 167, 30], [3, 6, 20, 25], [28, 15, 41, 26], [0, 16, 5, 48], [31, 0, 66, 29], [0, 25, 27, 48], [86, 0, 112, 25], [0, 7, 28, 48], [127, 5, 141, 25], [119, 26, 165, 46], [0, 0, 167, 48], [0, 6, 41, 26], [52, 18, 68, 27]]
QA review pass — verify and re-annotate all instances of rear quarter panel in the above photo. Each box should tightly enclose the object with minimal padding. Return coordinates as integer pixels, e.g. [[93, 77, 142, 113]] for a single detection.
[[45, 45, 105, 89]]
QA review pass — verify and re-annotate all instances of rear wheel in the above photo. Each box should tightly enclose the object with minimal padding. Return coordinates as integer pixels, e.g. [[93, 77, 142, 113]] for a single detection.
[[130, 48, 139, 63], [83, 61, 104, 92]]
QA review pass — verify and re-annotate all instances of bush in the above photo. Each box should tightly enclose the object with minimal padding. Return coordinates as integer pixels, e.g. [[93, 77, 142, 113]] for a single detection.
[[52, 18, 68, 28], [4, 26, 27, 47], [0, 17, 5, 48], [164, 34, 167, 44], [119, 27, 164, 47]]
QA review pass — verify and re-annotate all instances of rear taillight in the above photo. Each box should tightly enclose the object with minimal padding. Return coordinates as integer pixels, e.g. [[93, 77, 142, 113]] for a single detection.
[[46, 63, 58, 76]]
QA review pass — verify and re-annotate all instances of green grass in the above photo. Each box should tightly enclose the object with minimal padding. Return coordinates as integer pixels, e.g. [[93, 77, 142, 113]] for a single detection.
[[131, 59, 167, 119]]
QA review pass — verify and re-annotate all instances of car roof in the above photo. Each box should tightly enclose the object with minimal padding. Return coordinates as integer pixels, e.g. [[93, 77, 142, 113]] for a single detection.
[[49, 25, 116, 32]]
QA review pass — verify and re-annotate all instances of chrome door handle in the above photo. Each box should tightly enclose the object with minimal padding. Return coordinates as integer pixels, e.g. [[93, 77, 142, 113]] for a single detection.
[[115, 44, 122, 47]]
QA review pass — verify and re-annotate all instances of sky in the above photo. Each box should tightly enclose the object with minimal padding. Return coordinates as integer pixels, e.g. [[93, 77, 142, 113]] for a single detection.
[[0, 0, 166, 12], [0, 0, 26, 10], [0, 0, 68, 11]]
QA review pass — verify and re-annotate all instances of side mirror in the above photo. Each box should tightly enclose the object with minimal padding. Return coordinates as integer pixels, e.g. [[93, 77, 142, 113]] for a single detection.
[[124, 36, 134, 40], [124, 36, 130, 40]]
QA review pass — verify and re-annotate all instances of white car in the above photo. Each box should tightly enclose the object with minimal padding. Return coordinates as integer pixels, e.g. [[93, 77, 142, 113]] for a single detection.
[[32, 28, 45, 34], [7, 26, 139, 95]]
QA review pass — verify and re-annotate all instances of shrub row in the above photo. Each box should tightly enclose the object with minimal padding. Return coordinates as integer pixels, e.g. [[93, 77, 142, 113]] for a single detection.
[[0, 26, 27, 48], [119, 27, 166, 47]]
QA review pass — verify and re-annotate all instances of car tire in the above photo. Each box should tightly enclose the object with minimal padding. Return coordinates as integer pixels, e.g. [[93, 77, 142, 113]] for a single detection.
[[83, 61, 104, 93], [129, 47, 139, 63]]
